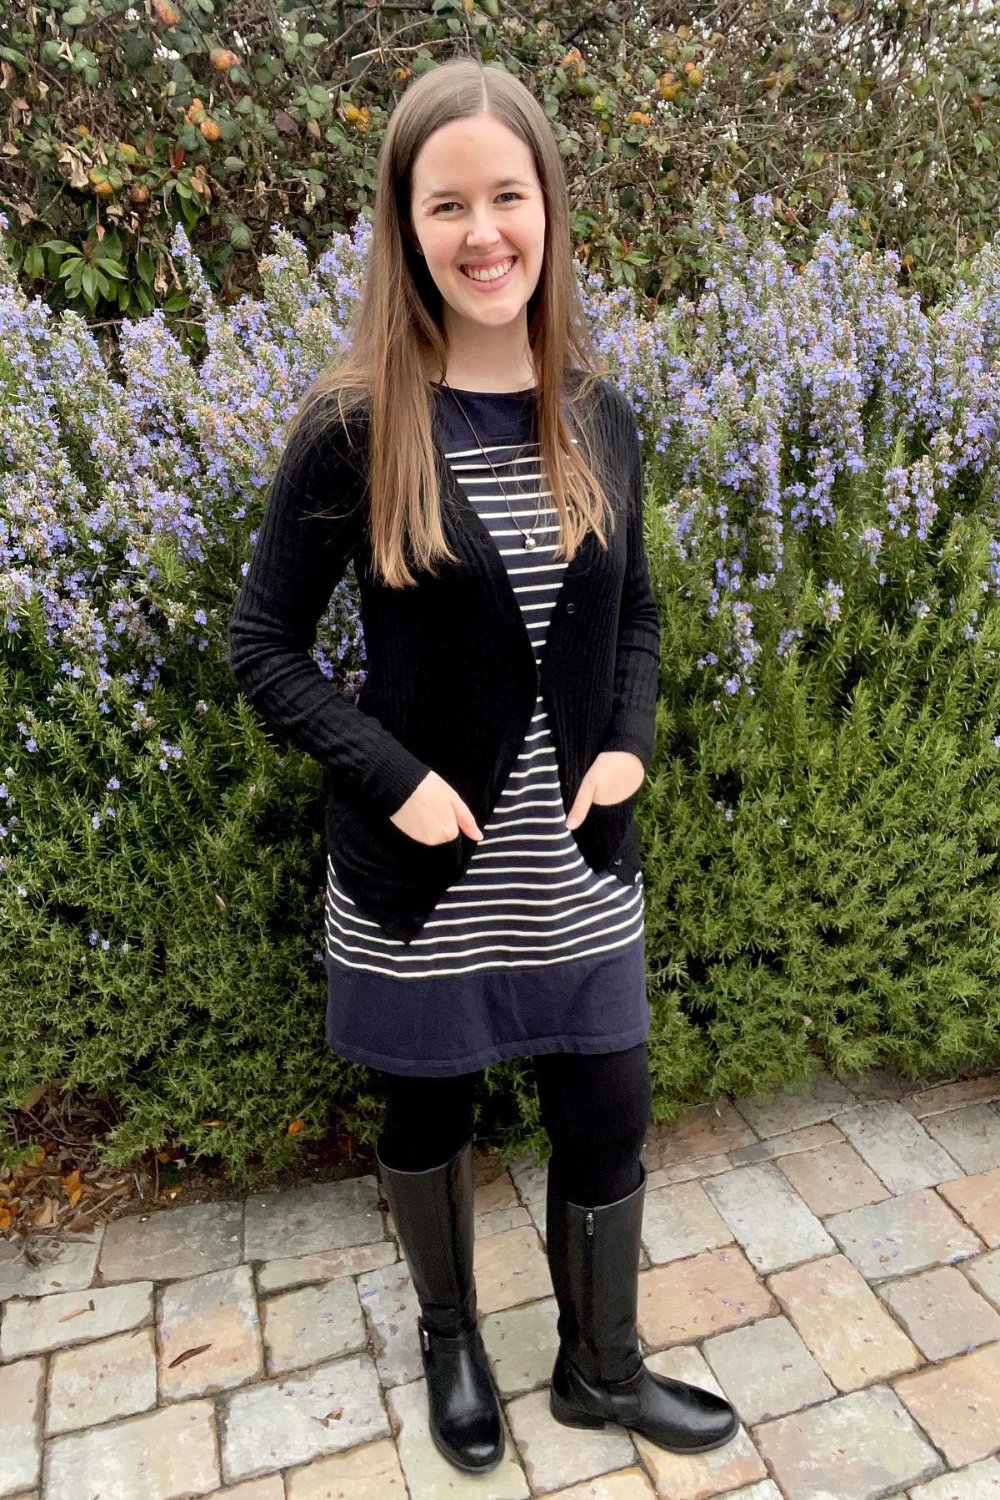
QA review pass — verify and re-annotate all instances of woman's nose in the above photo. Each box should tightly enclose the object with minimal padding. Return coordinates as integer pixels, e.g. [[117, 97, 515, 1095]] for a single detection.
[[466, 215, 501, 248]]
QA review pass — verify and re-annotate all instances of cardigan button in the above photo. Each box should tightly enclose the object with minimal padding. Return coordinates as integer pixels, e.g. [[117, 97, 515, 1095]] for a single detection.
[[565, 602, 576, 615]]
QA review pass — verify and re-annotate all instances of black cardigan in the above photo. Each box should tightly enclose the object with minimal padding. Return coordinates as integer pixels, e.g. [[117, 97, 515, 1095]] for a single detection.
[[229, 377, 661, 942]]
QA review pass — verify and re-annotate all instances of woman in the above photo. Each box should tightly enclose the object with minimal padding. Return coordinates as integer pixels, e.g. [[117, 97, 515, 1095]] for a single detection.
[[229, 56, 737, 1477]]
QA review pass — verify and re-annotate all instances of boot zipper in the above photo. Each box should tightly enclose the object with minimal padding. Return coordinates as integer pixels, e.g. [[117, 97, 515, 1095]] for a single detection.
[[585, 1211, 594, 1237]]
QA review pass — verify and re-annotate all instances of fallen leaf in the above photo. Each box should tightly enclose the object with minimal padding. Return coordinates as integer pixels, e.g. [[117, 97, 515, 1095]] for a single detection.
[[168, 1342, 212, 1368], [32, 1196, 57, 1228], [286, 1119, 306, 1137]]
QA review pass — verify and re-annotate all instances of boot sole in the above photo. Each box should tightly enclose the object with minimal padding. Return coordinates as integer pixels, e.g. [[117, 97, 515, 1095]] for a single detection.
[[549, 1387, 738, 1453]]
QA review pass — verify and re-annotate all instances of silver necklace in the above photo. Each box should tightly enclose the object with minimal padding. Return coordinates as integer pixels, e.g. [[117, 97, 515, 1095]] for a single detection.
[[441, 379, 541, 550]]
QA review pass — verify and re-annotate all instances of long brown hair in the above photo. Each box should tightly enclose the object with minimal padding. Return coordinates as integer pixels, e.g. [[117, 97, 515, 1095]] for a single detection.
[[290, 56, 613, 587]]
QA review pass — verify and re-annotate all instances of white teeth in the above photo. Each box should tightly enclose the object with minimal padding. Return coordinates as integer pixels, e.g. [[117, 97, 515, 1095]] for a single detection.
[[461, 257, 514, 282]]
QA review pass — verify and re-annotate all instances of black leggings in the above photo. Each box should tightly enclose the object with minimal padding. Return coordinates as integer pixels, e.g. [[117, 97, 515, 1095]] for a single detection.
[[374, 1041, 651, 1207]]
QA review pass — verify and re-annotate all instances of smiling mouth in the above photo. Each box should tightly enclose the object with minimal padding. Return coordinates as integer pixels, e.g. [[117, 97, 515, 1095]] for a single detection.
[[460, 256, 517, 282]]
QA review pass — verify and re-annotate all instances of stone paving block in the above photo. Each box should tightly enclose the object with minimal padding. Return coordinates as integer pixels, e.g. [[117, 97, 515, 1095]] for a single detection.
[[46, 1326, 157, 1435], [769, 1254, 921, 1390], [841, 1070, 915, 1102], [256, 1239, 397, 1295], [244, 1177, 384, 1262], [878, 1264, 1000, 1359], [826, 1189, 983, 1280], [540, 1466, 657, 1498], [710, 1485, 783, 1500], [477, 1203, 532, 1237], [727, 1121, 843, 1167], [636, 1247, 777, 1348], [0, 1230, 102, 1301], [906, 1076, 1000, 1119], [939, 1168, 1000, 1249], [0, 1279, 152, 1360], [158, 1264, 262, 1400], [908, 1456, 1000, 1498], [285, 1436, 408, 1498], [732, 1072, 857, 1138], [646, 1154, 733, 1193], [834, 1102, 962, 1194], [261, 1277, 367, 1374], [632, 1343, 767, 1500], [220, 1354, 388, 1483], [964, 1248, 1000, 1310], [474, 1224, 551, 1315], [509, 1157, 547, 1238], [44, 1399, 220, 1500], [507, 1385, 636, 1493], [776, 1141, 892, 1218], [480, 1294, 559, 1397], [642, 1180, 734, 1265], [923, 1104, 1000, 1175], [0, 1356, 43, 1497], [357, 1259, 422, 1387], [702, 1163, 835, 1272], [387, 1376, 529, 1498], [753, 1383, 942, 1500], [644, 1102, 755, 1171], [204, 1481, 286, 1500], [99, 1201, 242, 1283], [893, 1342, 1000, 1468], [702, 1313, 836, 1425], [515, 1386, 641, 1494], [474, 1169, 532, 1237]]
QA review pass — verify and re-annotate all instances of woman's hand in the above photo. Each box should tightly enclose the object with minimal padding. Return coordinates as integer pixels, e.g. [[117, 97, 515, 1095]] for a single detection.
[[566, 751, 645, 831], [390, 770, 484, 846]]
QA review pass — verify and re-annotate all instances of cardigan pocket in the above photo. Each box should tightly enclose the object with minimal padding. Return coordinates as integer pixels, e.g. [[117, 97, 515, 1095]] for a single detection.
[[325, 792, 464, 915], [574, 791, 640, 882]]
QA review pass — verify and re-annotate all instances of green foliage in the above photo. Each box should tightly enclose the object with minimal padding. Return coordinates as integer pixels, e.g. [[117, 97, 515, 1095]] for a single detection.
[[638, 470, 1000, 1112], [1, 1, 999, 335]]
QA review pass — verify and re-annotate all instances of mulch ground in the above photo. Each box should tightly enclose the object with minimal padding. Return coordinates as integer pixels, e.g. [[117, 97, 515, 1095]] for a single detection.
[[0, 1086, 379, 1250]]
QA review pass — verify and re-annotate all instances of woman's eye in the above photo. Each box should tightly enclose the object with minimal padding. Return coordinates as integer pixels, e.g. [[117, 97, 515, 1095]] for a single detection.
[[434, 193, 522, 213]]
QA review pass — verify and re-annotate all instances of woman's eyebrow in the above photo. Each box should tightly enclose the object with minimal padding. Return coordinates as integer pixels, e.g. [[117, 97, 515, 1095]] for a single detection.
[[420, 177, 533, 205]]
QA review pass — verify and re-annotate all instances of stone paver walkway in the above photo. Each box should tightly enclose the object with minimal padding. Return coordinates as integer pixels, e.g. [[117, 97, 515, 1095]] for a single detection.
[[2, 1067, 1000, 1499]]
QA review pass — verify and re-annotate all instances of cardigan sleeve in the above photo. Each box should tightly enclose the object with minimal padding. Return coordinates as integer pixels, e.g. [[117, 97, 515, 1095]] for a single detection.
[[600, 392, 661, 769], [228, 398, 432, 817]]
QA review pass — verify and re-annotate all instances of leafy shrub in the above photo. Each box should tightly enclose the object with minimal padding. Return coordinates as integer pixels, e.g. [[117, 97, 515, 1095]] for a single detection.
[[3, 197, 1000, 1182], [1, 1, 997, 325]]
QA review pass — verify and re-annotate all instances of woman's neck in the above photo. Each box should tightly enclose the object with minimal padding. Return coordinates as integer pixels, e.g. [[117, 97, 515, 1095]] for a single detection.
[[438, 311, 535, 393]]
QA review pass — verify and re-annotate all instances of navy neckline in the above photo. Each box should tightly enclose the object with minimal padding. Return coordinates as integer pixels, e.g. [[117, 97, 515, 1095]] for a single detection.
[[432, 383, 536, 397]]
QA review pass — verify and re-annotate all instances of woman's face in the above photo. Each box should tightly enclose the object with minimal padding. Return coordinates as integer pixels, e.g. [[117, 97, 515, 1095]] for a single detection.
[[408, 113, 546, 339]]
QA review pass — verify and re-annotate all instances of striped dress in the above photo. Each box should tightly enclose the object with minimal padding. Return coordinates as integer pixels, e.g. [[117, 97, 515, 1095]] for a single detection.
[[323, 386, 649, 1077]]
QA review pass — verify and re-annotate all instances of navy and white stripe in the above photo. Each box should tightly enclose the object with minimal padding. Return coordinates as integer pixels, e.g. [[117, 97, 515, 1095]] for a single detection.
[[324, 412, 644, 981]]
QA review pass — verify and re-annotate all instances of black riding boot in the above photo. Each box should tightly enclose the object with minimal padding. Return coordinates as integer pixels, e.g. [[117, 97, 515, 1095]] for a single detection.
[[375, 1137, 504, 1474], [545, 1160, 738, 1452]]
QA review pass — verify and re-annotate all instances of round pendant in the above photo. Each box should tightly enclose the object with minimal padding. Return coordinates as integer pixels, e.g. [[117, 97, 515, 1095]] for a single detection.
[[523, 534, 537, 550]]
